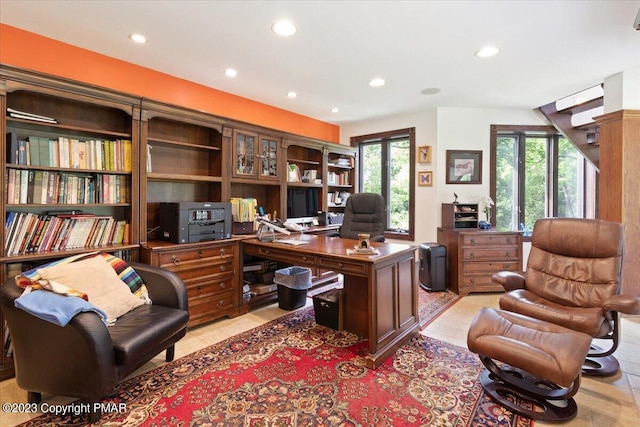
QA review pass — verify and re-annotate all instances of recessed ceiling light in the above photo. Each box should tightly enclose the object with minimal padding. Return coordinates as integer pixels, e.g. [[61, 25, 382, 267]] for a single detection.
[[225, 68, 237, 78], [369, 78, 386, 87], [287, 91, 297, 98], [330, 107, 339, 113], [420, 87, 441, 95], [475, 46, 500, 58], [129, 33, 147, 44], [272, 19, 298, 36]]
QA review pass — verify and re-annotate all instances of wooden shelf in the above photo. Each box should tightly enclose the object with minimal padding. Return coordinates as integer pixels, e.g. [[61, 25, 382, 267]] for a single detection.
[[6, 116, 133, 139], [146, 172, 223, 183], [148, 137, 222, 151]]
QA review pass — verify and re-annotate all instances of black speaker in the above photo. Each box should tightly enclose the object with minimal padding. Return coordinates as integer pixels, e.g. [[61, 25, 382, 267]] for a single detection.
[[419, 243, 447, 292]]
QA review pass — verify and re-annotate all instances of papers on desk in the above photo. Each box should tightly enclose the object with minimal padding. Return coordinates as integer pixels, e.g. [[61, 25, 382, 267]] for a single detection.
[[273, 239, 309, 246]]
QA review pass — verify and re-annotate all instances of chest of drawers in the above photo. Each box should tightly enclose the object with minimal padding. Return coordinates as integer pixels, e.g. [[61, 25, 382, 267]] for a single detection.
[[437, 228, 523, 295], [141, 239, 244, 327]]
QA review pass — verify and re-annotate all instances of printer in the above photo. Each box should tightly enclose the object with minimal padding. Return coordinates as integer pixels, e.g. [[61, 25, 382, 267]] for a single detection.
[[158, 202, 232, 243]]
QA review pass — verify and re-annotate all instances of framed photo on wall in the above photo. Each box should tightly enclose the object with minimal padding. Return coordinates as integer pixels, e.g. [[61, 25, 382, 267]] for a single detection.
[[418, 170, 433, 186], [446, 150, 482, 184], [417, 145, 432, 163]]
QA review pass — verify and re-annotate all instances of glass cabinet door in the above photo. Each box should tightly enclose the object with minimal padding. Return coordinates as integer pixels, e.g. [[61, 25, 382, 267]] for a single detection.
[[234, 130, 257, 177], [259, 136, 279, 180]]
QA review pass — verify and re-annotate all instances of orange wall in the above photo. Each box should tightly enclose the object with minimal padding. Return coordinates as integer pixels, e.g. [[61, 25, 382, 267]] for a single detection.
[[0, 24, 340, 142]]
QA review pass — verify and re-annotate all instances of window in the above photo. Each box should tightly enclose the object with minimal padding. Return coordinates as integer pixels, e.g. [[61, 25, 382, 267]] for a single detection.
[[351, 128, 415, 240], [490, 125, 597, 233]]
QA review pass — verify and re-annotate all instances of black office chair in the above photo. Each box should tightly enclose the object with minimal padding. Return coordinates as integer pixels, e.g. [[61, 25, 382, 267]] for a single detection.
[[329, 193, 386, 242]]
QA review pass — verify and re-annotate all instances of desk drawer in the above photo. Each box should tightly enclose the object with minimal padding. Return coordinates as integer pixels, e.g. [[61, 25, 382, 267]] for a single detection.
[[188, 291, 235, 324], [463, 261, 520, 273], [462, 234, 519, 247], [318, 257, 366, 276], [462, 247, 519, 261], [162, 257, 235, 276], [185, 273, 235, 298], [252, 247, 317, 266], [158, 245, 235, 266]]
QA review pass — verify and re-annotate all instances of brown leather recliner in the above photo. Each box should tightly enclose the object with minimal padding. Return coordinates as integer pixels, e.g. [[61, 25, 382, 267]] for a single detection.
[[0, 261, 189, 422], [493, 218, 640, 376]]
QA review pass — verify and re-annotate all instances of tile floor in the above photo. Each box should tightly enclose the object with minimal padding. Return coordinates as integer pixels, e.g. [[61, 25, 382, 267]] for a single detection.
[[1, 292, 639, 426]]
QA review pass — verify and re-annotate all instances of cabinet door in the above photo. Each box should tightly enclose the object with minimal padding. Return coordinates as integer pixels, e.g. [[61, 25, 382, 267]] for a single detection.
[[233, 130, 258, 178], [258, 135, 279, 180]]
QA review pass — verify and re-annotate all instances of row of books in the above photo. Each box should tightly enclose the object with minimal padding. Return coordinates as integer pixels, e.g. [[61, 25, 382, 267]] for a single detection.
[[229, 197, 257, 223], [327, 170, 352, 186], [7, 169, 129, 205], [6, 132, 132, 172], [4, 212, 129, 256]]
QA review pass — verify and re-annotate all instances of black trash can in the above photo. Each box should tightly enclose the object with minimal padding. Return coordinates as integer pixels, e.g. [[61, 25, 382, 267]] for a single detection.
[[419, 243, 447, 292], [274, 266, 312, 310], [313, 289, 343, 330]]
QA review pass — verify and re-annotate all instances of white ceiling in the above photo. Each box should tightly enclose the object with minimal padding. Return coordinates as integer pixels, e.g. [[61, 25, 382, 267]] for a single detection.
[[1, 0, 639, 125]]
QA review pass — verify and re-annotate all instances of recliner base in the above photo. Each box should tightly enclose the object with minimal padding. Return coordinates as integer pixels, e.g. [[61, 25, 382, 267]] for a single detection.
[[582, 353, 620, 377], [479, 361, 579, 422]]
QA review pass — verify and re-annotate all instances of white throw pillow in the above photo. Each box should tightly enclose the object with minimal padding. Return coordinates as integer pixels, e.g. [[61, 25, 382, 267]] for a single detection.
[[37, 255, 144, 324]]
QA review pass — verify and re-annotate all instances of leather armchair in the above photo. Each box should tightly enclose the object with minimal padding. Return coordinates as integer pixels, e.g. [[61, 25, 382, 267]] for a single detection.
[[493, 218, 640, 376], [328, 192, 386, 242], [0, 261, 189, 422]]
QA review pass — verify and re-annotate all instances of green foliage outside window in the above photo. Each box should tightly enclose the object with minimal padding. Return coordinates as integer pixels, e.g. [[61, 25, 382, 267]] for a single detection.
[[495, 132, 588, 232]]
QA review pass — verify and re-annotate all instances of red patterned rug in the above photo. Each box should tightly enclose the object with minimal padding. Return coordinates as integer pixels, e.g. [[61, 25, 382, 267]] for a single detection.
[[18, 308, 532, 426]]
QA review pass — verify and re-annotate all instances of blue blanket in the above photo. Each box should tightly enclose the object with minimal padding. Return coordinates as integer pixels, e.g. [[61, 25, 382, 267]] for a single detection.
[[15, 290, 108, 326]]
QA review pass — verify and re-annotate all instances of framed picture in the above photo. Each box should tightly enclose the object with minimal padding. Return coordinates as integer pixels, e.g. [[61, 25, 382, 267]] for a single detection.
[[418, 170, 433, 186], [446, 150, 482, 184], [417, 145, 432, 163]]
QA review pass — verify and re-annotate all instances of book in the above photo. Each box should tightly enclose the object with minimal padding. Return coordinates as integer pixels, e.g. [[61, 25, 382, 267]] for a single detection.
[[6, 132, 18, 164], [18, 139, 27, 165], [39, 137, 51, 167], [7, 169, 16, 205], [32, 170, 44, 205], [27, 136, 40, 166]]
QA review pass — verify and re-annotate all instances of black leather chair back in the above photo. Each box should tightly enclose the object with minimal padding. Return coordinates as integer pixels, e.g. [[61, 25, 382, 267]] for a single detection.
[[339, 193, 386, 241]]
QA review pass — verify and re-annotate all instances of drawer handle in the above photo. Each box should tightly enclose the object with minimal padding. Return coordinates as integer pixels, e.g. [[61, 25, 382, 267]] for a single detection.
[[220, 248, 226, 256], [504, 264, 511, 269], [198, 250, 204, 258], [469, 252, 475, 259], [220, 265, 226, 272], [506, 237, 512, 244], [219, 282, 226, 289], [302, 256, 307, 261], [338, 262, 344, 268], [470, 278, 475, 285], [171, 255, 180, 265], [470, 239, 475, 246], [217, 300, 225, 308], [505, 251, 510, 258]]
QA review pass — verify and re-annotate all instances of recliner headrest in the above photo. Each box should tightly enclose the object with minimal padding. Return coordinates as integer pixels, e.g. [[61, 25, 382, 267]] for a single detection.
[[532, 218, 623, 259]]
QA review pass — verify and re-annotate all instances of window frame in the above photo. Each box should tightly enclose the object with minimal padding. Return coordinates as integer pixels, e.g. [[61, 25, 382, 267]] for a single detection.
[[351, 127, 415, 241], [490, 124, 597, 237]]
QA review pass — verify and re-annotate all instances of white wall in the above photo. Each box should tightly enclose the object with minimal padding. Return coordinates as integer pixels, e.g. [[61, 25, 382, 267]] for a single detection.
[[340, 106, 548, 245]]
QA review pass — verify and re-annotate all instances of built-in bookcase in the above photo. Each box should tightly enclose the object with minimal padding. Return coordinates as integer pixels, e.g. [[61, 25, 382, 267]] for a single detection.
[[326, 147, 357, 221], [0, 65, 141, 379], [140, 100, 225, 241]]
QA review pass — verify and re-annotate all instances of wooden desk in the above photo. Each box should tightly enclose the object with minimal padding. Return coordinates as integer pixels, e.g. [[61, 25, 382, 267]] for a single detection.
[[242, 234, 418, 369]]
